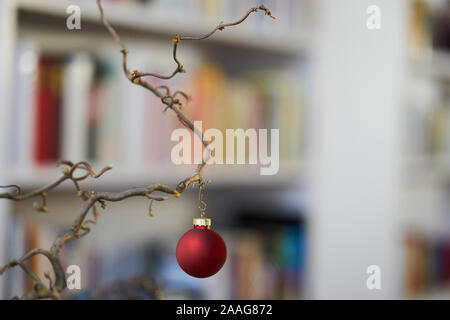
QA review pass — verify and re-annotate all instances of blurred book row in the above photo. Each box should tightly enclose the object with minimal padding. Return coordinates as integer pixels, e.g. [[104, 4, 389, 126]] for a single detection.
[[405, 231, 450, 297], [224, 216, 305, 300], [406, 0, 450, 160], [2, 212, 305, 299], [11, 40, 305, 170], [408, 0, 450, 61]]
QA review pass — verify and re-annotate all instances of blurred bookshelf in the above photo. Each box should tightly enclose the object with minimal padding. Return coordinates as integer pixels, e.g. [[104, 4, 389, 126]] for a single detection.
[[403, 0, 450, 299], [0, 0, 309, 299], [7, 0, 309, 189], [3, 199, 307, 299]]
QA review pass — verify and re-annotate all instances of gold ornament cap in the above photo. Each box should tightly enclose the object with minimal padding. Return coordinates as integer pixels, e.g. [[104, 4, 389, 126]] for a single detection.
[[193, 218, 211, 227]]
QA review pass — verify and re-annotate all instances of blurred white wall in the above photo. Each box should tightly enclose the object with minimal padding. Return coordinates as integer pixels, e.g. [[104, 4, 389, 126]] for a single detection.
[[308, 0, 408, 299]]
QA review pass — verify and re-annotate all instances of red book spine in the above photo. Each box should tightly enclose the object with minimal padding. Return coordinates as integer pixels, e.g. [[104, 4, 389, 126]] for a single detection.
[[34, 57, 62, 165]]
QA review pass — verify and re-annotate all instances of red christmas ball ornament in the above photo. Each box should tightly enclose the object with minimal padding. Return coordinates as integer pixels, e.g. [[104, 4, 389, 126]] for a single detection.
[[176, 218, 227, 278]]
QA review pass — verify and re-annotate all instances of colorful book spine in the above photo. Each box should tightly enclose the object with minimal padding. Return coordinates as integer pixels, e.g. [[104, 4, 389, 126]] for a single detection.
[[34, 56, 63, 165]]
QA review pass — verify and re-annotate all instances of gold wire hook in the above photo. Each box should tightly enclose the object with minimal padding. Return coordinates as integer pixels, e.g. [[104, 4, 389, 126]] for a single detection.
[[198, 181, 208, 218]]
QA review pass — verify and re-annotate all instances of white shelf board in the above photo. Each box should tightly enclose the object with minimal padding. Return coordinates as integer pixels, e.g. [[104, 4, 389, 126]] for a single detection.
[[410, 50, 450, 80], [412, 289, 450, 300], [405, 155, 450, 185], [6, 163, 304, 191], [17, 0, 307, 55]]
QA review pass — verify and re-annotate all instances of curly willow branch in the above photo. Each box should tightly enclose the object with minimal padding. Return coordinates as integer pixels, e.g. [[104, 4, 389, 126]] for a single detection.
[[0, 0, 275, 299]]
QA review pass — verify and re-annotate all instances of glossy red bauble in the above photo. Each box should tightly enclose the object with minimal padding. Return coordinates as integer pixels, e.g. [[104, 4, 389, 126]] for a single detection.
[[176, 222, 227, 278]]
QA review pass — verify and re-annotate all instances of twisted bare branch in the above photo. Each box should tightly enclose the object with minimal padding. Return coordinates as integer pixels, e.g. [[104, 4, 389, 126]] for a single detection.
[[129, 4, 275, 82], [0, 0, 275, 299]]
